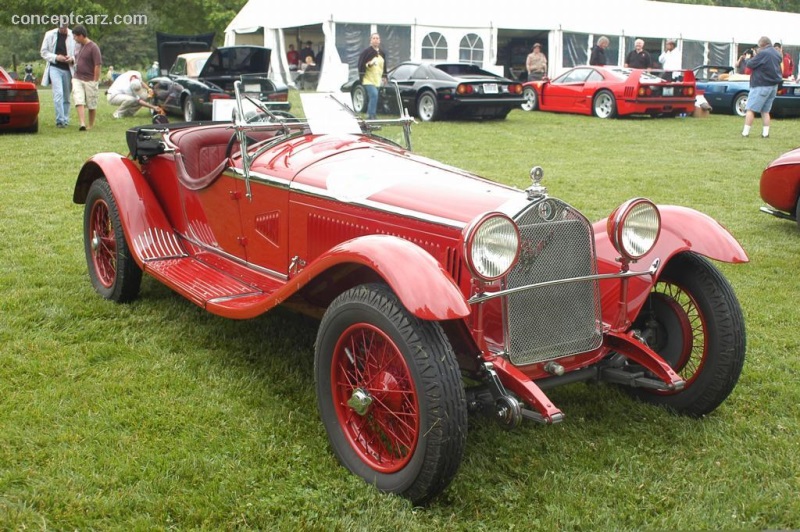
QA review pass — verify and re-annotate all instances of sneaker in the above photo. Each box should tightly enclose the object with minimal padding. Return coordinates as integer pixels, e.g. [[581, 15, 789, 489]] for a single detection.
[[741, 133, 749, 137], [112, 112, 121, 119], [762, 134, 769, 138], [79, 125, 86, 131]]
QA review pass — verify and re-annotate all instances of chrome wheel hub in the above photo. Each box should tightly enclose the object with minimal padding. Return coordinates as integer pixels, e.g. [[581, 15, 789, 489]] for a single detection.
[[347, 387, 373, 416]]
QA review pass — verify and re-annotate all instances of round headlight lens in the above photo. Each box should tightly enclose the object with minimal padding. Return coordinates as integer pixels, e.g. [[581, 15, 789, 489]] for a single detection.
[[608, 198, 660, 260], [465, 214, 520, 280]]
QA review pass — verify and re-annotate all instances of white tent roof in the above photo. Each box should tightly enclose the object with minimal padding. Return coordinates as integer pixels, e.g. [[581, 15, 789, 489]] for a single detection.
[[227, 0, 800, 47]]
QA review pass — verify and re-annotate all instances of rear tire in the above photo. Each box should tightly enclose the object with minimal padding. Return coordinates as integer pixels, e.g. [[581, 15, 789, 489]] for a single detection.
[[416, 92, 439, 122], [83, 179, 142, 303], [733, 92, 748, 117], [183, 97, 196, 122], [592, 90, 617, 118], [315, 283, 467, 504], [521, 86, 539, 111], [352, 85, 367, 113]]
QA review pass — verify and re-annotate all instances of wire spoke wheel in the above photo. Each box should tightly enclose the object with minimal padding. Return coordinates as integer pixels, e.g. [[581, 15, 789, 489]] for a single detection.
[[629, 253, 745, 416], [83, 179, 142, 302], [315, 283, 466, 504], [333, 323, 419, 472]]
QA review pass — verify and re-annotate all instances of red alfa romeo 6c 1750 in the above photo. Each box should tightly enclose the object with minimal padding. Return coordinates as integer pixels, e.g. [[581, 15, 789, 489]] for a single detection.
[[74, 84, 747, 504]]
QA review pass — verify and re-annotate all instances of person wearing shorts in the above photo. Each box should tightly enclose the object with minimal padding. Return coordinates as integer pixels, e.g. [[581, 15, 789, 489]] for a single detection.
[[742, 36, 782, 138], [71, 24, 102, 131]]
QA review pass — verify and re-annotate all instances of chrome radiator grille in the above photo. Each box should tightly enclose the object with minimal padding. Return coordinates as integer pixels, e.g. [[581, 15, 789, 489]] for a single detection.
[[505, 199, 602, 366]]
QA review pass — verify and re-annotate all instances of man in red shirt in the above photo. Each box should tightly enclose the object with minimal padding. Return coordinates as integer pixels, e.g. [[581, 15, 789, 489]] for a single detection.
[[774, 43, 794, 79]]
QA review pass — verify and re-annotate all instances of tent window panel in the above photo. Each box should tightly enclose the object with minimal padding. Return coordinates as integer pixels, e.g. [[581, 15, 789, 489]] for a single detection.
[[422, 32, 448, 61], [377, 25, 411, 68], [459, 33, 484, 65], [708, 42, 731, 67], [604, 36, 620, 67], [682, 40, 705, 70], [563, 32, 590, 68], [336, 24, 371, 78]]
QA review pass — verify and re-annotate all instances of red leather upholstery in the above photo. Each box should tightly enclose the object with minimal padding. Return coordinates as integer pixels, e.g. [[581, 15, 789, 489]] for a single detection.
[[171, 126, 235, 190]]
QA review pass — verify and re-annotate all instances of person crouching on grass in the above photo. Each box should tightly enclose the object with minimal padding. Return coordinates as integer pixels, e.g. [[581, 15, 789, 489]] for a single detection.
[[107, 71, 161, 118], [71, 24, 102, 131]]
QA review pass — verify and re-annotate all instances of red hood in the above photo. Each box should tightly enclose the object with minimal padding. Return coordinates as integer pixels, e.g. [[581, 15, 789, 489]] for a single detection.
[[251, 134, 523, 227]]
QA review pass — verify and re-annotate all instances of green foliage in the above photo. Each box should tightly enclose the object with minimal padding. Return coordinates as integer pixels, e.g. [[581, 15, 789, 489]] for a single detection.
[[1, 91, 799, 529]]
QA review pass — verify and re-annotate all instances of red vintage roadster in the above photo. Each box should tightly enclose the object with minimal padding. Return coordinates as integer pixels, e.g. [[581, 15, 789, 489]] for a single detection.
[[74, 85, 746, 504]]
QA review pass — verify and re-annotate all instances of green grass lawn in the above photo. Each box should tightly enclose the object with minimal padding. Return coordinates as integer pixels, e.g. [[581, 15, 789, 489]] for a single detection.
[[1, 90, 799, 529]]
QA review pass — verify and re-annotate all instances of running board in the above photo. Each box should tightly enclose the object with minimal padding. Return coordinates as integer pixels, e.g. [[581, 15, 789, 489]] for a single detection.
[[144, 257, 281, 315]]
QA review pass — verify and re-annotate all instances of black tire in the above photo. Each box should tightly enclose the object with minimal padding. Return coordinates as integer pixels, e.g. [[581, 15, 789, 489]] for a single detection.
[[629, 252, 745, 416], [592, 89, 617, 118], [521, 86, 539, 111], [183, 96, 195, 122], [416, 91, 439, 122], [733, 92, 748, 117], [795, 198, 800, 231], [352, 84, 367, 114], [315, 283, 467, 504], [83, 179, 142, 303]]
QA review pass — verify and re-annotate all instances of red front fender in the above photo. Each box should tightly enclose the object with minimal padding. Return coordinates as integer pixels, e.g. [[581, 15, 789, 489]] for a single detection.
[[593, 205, 748, 328], [74, 153, 177, 268], [209, 234, 471, 321]]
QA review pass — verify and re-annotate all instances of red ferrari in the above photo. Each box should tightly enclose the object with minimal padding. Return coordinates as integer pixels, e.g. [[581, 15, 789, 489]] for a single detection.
[[522, 66, 696, 118], [0, 66, 39, 133], [760, 147, 800, 229]]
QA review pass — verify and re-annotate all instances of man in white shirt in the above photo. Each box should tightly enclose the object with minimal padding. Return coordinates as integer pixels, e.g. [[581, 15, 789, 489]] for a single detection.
[[40, 23, 75, 128], [659, 39, 682, 78], [107, 70, 161, 118]]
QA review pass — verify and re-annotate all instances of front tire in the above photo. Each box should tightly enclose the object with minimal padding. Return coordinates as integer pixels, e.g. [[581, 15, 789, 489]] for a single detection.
[[416, 92, 439, 122], [630, 252, 745, 416], [315, 283, 467, 504], [593, 89, 617, 118], [183, 96, 196, 122], [733, 92, 748, 117], [83, 179, 142, 303], [352, 85, 367, 114], [521, 86, 539, 111]]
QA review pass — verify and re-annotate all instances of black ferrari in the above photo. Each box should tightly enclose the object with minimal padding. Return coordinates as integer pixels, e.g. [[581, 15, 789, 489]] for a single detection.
[[341, 62, 524, 121], [149, 33, 289, 122]]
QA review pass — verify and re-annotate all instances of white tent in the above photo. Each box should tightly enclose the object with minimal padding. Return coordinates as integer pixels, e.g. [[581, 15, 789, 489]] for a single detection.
[[225, 0, 800, 90]]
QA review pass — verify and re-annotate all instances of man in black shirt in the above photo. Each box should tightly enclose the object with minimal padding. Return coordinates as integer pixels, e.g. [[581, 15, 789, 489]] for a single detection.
[[625, 39, 651, 69]]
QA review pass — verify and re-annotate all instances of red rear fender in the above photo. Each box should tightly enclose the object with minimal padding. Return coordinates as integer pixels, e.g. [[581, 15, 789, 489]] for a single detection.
[[74, 153, 178, 267]]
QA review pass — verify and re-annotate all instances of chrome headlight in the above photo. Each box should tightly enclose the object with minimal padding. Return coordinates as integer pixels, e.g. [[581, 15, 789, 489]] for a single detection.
[[607, 198, 661, 261], [464, 214, 520, 281]]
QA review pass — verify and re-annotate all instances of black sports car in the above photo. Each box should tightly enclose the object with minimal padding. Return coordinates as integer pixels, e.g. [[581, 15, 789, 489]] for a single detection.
[[341, 62, 524, 121], [149, 33, 289, 122]]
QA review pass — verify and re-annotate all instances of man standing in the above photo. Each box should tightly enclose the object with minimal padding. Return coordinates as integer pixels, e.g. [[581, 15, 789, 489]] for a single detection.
[[40, 22, 75, 128], [590, 36, 610, 66], [742, 36, 782, 138], [658, 39, 682, 78], [773, 42, 794, 79], [71, 24, 102, 131], [625, 39, 651, 69], [358, 33, 386, 120], [525, 43, 547, 81]]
